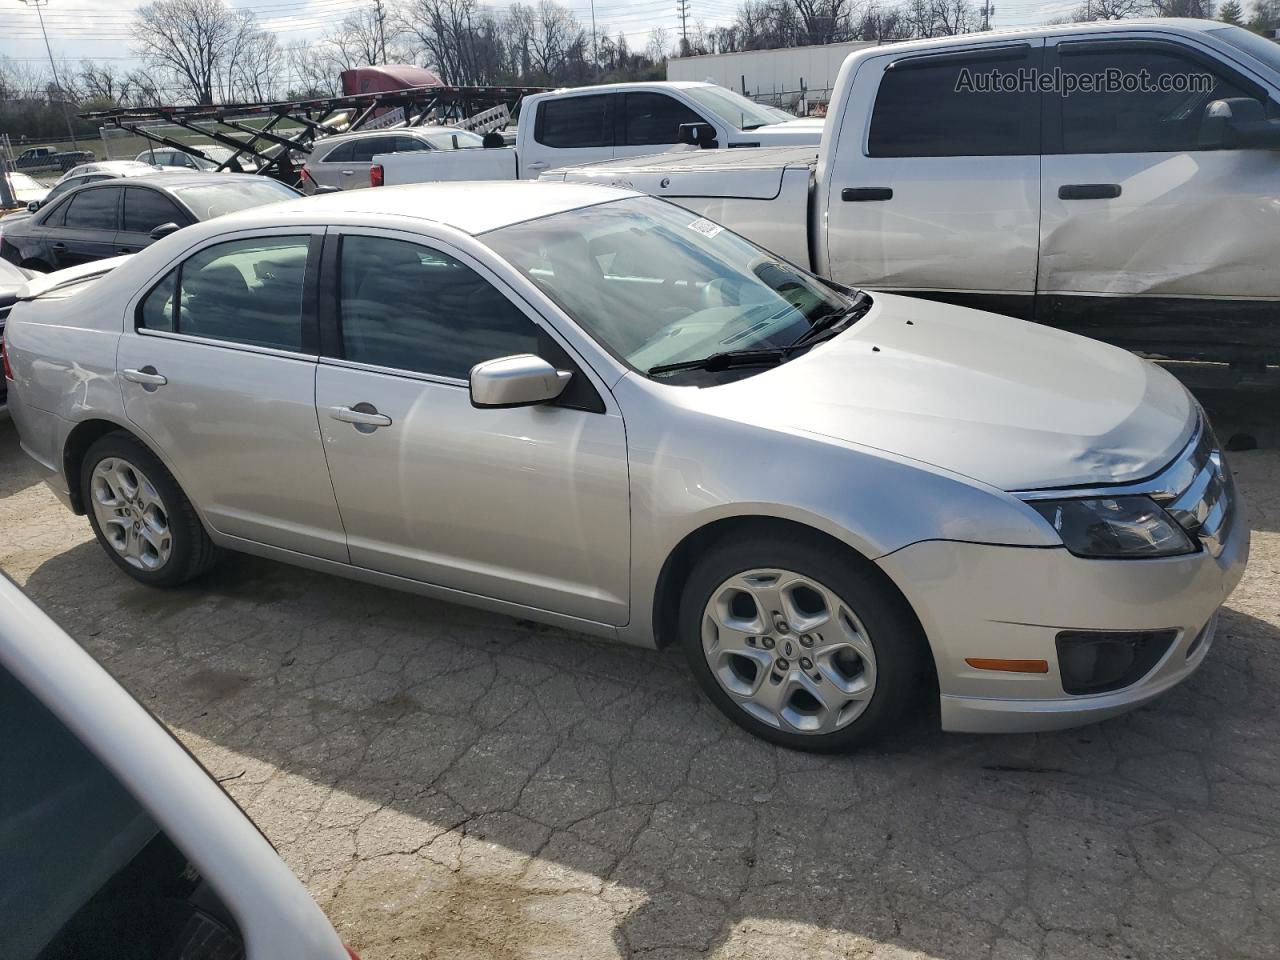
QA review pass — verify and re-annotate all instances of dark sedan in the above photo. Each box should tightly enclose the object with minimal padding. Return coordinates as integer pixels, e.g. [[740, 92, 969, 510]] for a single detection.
[[0, 258, 32, 408], [0, 173, 300, 273]]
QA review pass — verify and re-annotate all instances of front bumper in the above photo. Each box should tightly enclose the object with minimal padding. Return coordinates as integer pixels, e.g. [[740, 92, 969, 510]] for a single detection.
[[876, 495, 1249, 734]]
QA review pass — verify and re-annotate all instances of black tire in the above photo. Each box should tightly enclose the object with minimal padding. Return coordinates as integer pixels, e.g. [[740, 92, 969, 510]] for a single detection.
[[81, 431, 219, 587], [678, 528, 927, 752]]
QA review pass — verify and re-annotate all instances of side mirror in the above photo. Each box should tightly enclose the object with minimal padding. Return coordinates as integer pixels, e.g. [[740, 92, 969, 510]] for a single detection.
[[469, 354, 571, 409], [678, 122, 719, 149], [149, 222, 182, 240], [26, 200, 41, 213], [1201, 98, 1280, 149]]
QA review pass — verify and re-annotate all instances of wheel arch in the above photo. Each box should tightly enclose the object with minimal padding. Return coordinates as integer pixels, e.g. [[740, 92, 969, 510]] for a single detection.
[[62, 417, 142, 514], [650, 515, 933, 678]]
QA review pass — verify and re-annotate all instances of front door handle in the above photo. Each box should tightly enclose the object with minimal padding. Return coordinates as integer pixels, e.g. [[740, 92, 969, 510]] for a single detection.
[[525, 160, 549, 170], [842, 187, 893, 202], [122, 367, 167, 388], [51, 242, 67, 250], [329, 404, 392, 430], [1058, 183, 1121, 200]]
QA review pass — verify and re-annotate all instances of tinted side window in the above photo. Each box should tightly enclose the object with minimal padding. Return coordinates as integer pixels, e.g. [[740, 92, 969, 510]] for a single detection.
[[394, 135, 431, 152], [319, 140, 355, 163], [171, 236, 310, 351], [624, 92, 703, 146], [868, 52, 1039, 157], [62, 188, 120, 230], [536, 94, 614, 149], [348, 136, 400, 162], [0, 664, 244, 960], [339, 235, 539, 379], [1057, 46, 1260, 153], [123, 188, 186, 234]]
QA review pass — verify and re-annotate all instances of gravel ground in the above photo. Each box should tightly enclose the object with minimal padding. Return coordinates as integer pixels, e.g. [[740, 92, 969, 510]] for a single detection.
[[1, 379, 1278, 960]]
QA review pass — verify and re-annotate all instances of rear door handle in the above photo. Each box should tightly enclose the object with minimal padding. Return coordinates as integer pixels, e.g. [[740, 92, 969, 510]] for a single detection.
[[525, 160, 549, 170], [51, 242, 67, 250], [122, 367, 167, 387], [1058, 183, 1121, 200], [842, 187, 893, 202], [329, 404, 392, 429], [340, 169, 354, 176]]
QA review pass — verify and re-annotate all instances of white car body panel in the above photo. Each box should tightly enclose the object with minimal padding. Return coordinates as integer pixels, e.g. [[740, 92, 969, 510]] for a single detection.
[[0, 575, 348, 959]]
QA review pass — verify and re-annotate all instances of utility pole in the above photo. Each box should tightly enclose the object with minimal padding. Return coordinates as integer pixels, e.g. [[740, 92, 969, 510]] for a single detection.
[[373, 0, 388, 63], [589, 0, 599, 76], [980, 0, 994, 30], [677, 0, 690, 56], [17, 0, 79, 149]]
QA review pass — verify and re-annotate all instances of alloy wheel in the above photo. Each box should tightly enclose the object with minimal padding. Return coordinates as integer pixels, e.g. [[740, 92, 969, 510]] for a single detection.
[[90, 457, 173, 571], [701, 568, 877, 734]]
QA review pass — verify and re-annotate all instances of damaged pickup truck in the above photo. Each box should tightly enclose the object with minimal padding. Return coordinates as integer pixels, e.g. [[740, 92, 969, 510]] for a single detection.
[[547, 18, 1280, 366]]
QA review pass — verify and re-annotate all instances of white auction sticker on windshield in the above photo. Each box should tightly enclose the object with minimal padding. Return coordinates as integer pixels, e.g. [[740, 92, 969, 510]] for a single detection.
[[687, 217, 724, 238]]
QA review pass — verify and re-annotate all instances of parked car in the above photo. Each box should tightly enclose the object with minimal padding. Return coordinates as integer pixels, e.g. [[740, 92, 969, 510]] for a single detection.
[[372, 81, 822, 186], [0, 173, 299, 272], [0, 258, 31, 410], [549, 19, 1280, 366], [136, 146, 220, 171], [0, 573, 353, 960], [135, 146, 260, 173], [14, 144, 95, 172], [3, 182, 1247, 751], [299, 126, 487, 192]]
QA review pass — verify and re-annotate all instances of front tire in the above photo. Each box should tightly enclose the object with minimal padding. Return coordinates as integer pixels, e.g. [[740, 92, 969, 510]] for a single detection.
[[678, 530, 926, 752], [81, 432, 219, 587]]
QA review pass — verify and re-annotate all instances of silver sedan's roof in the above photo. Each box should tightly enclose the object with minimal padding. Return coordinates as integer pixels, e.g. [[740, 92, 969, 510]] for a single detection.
[[254, 180, 638, 235]]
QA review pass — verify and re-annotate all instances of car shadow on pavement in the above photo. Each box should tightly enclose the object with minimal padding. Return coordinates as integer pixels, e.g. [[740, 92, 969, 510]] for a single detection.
[[0, 418, 44, 500], [20, 539, 1280, 960]]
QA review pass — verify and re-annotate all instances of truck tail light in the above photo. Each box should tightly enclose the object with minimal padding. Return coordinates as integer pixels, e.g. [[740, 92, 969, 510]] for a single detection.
[[2, 337, 12, 381], [370, 164, 384, 188], [346, 947, 361, 960], [299, 167, 315, 189]]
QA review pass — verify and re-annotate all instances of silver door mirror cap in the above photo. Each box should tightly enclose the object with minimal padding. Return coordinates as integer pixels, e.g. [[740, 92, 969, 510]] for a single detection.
[[470, 354, 572, 408], [26, 199, 41, 213], [149, 222, 181, 240]]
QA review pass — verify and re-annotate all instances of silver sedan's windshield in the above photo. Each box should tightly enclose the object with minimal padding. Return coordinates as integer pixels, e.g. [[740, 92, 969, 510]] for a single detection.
[[482, 196, 855, 373]]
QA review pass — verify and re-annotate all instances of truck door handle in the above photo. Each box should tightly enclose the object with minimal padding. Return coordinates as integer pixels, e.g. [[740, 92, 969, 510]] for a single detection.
[[329, 404, 392, 429], [51, 242, 67, 250], [122, 367, 167, 387], [842, 187, 893, 202], [1058, 183, 1121, 200], [525, 160, 549, 170], [340, 169, 354, 176]]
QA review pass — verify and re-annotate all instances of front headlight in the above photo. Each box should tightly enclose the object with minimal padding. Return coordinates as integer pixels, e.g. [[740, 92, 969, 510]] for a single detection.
[[1029, 496, 1194, 558]]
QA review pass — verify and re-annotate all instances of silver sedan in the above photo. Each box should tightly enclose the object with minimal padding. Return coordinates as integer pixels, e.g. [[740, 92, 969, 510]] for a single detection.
[[2, 182, 1248, 751]]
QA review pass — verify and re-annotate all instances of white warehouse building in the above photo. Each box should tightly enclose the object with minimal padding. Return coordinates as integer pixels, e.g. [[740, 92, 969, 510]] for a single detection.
[[667, 40, 876, 113]]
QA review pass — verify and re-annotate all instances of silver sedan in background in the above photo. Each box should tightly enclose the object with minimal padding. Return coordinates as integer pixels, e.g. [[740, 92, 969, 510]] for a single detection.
[[2, 182, 1248, 751]]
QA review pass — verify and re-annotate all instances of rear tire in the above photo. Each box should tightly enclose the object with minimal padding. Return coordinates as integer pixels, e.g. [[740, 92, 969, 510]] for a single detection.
[[678, 529, 926, 752], [81, 431, 219, 587]]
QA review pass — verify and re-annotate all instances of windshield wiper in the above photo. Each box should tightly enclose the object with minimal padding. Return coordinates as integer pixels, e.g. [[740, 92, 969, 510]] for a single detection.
[[788, 292, 872, 348], [648, 346, 798, 376]]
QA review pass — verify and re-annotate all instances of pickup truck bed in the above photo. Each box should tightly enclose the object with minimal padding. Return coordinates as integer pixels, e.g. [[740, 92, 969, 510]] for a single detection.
[[544, 146, 819, 268]]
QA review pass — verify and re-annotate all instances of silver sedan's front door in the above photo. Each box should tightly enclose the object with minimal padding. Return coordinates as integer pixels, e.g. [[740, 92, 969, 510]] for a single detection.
[[314, 230, 630, 625]]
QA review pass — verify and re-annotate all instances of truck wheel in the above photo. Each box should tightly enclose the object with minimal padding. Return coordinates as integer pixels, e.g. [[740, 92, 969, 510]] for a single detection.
[[81, 432, 219, 587], [678, 530, 926, 752]]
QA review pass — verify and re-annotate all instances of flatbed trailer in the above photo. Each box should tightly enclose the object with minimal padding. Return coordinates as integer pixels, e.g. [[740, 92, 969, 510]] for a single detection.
[[79, 84, 547, 185]]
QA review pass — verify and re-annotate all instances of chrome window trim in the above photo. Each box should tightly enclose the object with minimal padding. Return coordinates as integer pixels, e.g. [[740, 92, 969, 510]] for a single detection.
[[136, 327, 317, 362], [318, 355, 467, 388]]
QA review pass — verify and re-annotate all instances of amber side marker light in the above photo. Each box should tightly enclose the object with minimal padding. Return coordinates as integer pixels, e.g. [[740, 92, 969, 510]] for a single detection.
[[965, 658, 1050, 674]]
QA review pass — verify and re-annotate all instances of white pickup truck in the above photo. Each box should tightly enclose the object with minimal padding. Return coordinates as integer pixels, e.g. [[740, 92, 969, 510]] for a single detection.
[[372, 80, 822, 186], [547, 19, 1280, 366]]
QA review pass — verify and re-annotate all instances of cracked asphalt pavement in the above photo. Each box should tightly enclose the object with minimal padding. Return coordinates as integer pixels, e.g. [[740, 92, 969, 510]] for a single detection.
[[1, 377, 1278, 960]]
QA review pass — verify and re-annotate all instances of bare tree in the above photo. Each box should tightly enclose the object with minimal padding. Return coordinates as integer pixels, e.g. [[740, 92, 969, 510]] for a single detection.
[[78, 61, 129, 105], [232, 29, 282, 102], [133, 0, 248, 103], [284, 41, 340, 97]]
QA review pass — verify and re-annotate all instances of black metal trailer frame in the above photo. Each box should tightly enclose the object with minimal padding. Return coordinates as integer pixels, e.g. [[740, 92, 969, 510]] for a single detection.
[[80, 85, 547, 184]]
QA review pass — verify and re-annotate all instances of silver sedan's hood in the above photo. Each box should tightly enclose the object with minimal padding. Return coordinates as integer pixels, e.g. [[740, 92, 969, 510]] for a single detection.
[[698, 292, 1195, 491]]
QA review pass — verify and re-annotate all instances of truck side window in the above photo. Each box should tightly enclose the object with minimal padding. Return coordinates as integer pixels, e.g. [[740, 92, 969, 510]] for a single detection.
[[868, 53, 1039, 157], [624, 92, 703, 145], [535, 94, 615, 148], [1057, 47, 1264, 154]]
